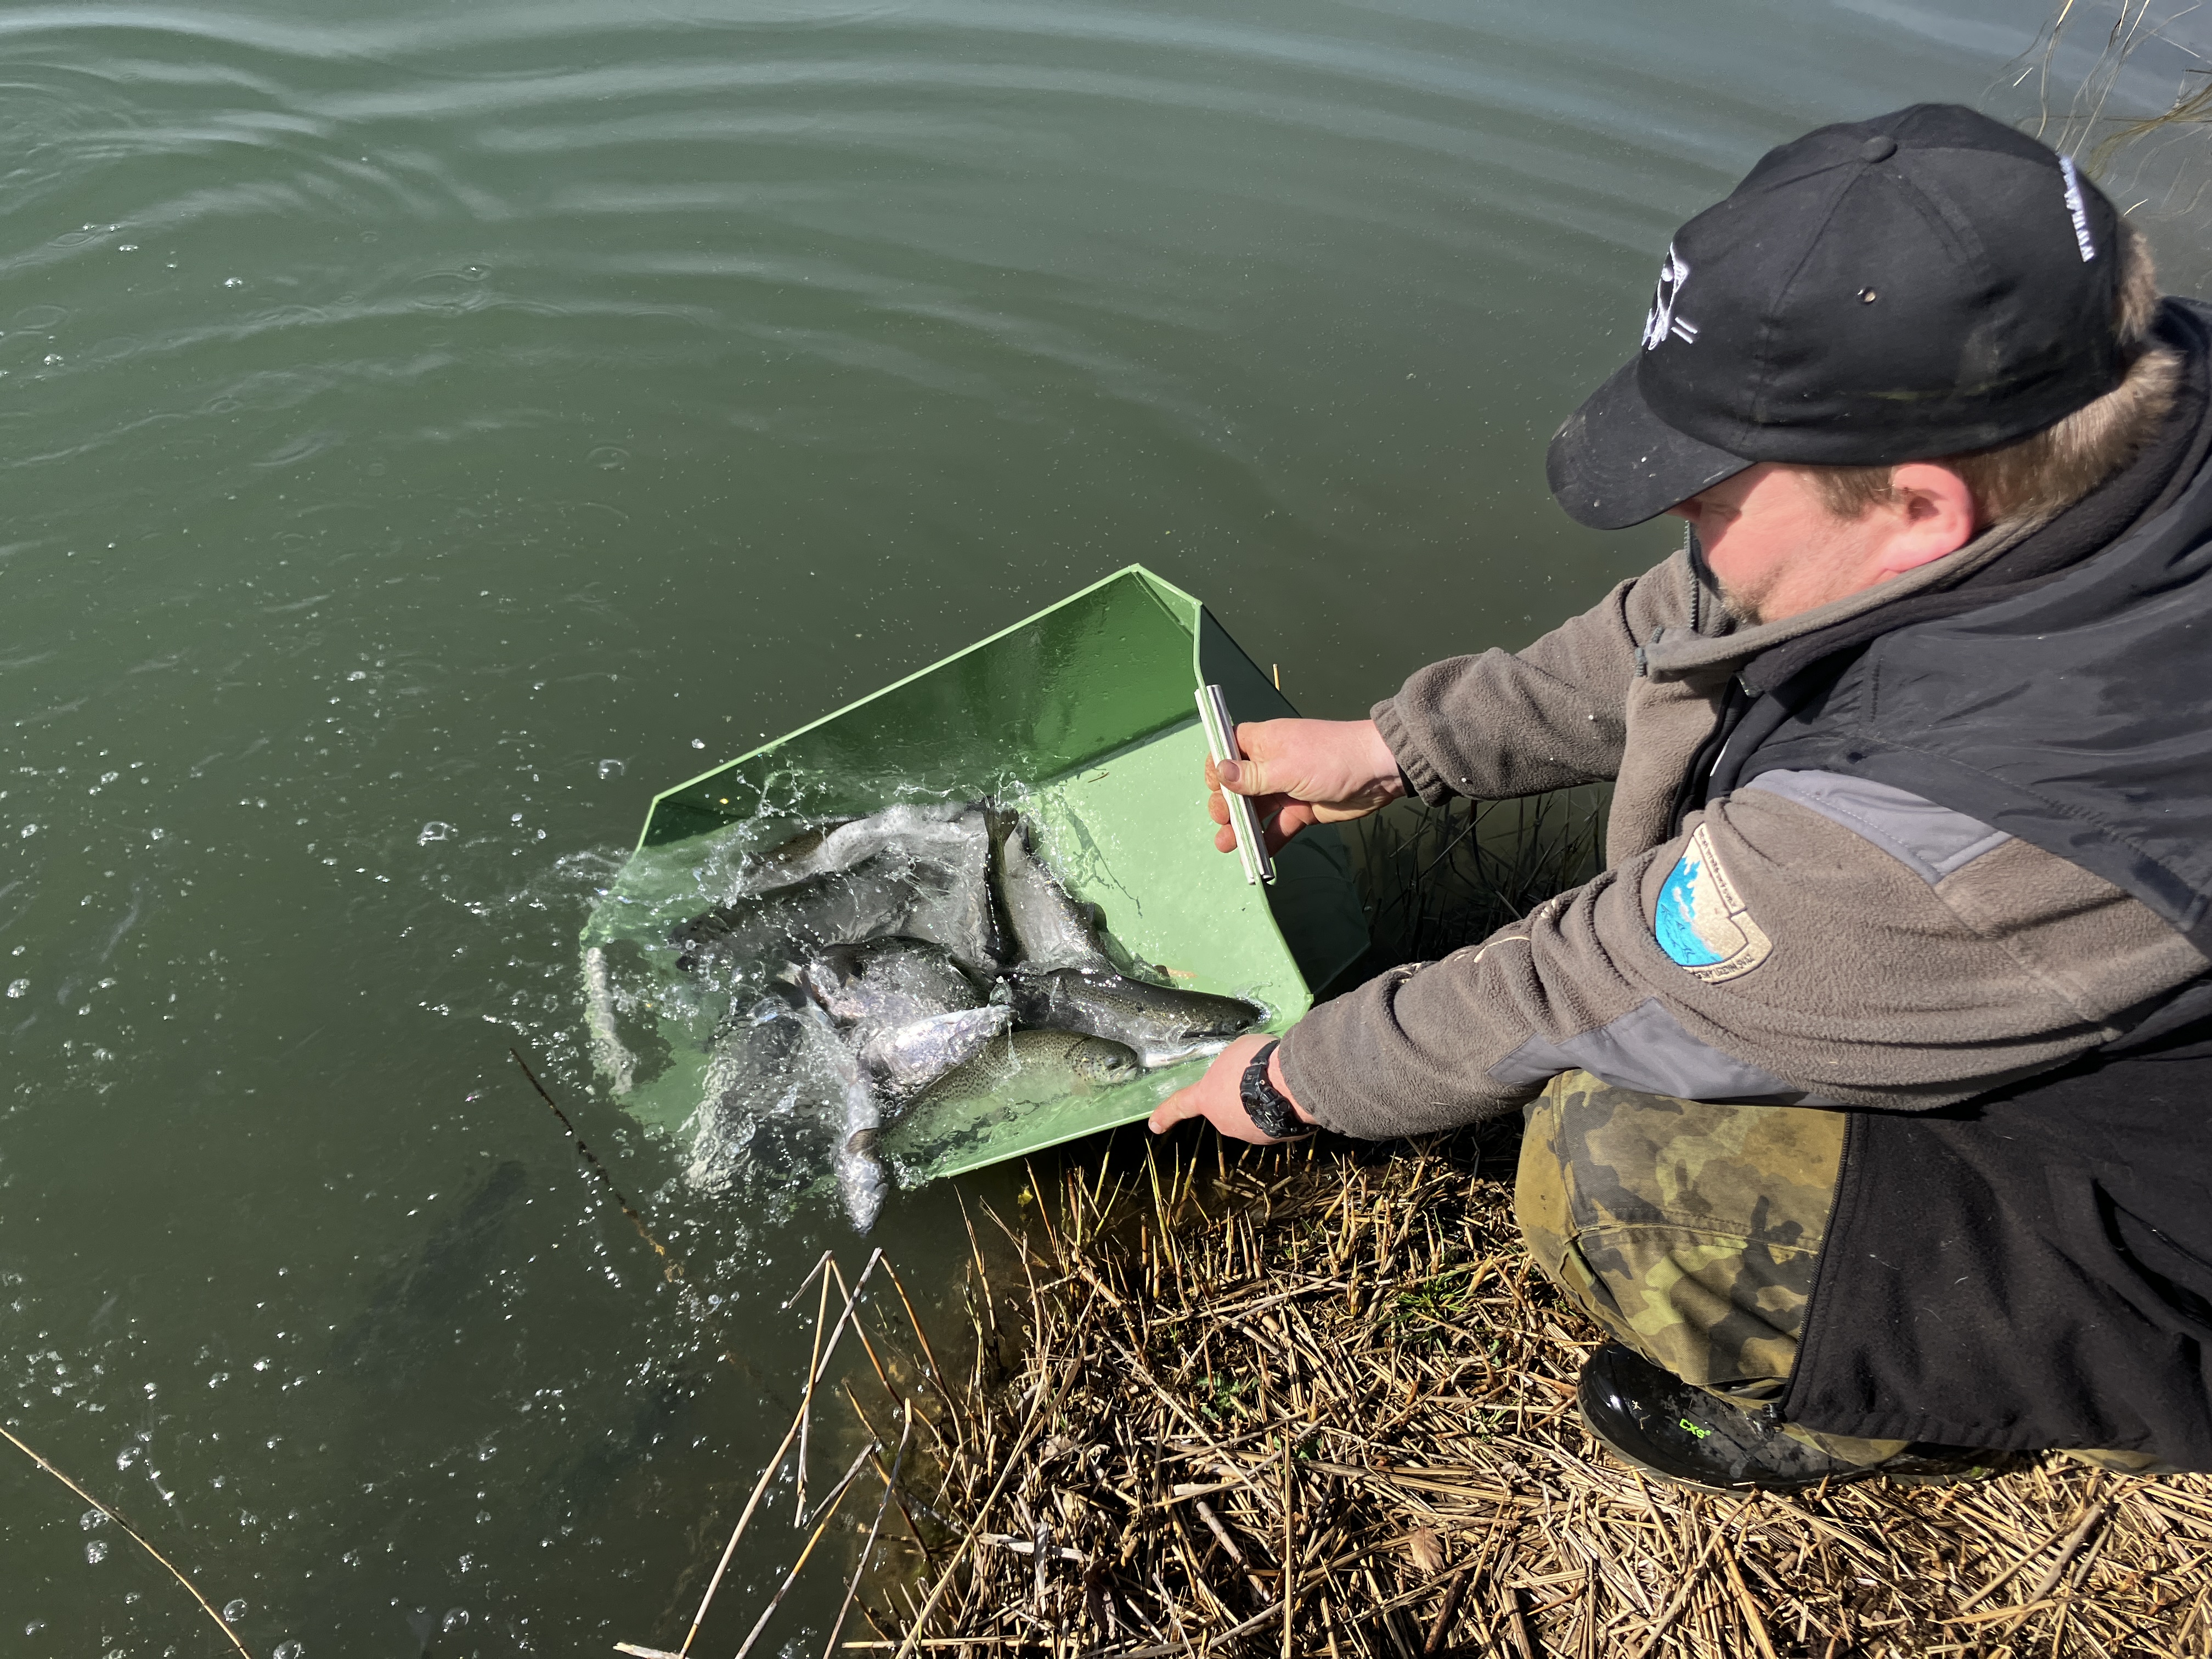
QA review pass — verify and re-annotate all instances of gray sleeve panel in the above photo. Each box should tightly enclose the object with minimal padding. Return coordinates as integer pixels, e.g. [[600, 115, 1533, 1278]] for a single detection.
[[1487, 996, 1839, 1105], [1742, 769, 2011, 885]]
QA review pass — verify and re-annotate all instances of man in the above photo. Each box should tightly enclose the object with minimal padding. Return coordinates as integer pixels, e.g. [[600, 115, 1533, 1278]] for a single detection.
[[1148, 104, 2212, 1490]]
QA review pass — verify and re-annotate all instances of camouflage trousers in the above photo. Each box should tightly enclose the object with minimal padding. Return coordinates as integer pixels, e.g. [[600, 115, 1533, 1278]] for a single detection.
[[1515, 1069, 2164, 1474]]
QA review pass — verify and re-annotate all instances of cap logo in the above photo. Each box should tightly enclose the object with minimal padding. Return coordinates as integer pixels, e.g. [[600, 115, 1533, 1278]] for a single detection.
[[2059, 156, 2097, 262], [1642, 244, 1700, 351]]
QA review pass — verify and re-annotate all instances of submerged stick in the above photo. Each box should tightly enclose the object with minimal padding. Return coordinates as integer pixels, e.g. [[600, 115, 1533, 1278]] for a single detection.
[[510, 1048, 681, 1282], [509, 1049, 783, 1401], [0, 1420, 255, 1659]]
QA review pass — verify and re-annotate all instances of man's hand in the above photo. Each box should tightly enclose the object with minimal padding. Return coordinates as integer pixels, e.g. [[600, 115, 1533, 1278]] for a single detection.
[[1148, 1033, 1319, 1144], [1207, 718, 1406, 855]]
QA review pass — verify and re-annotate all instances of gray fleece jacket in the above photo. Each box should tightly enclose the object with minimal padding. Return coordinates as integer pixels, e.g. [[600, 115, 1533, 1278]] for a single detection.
[[1278, 532, 2210, 1137]]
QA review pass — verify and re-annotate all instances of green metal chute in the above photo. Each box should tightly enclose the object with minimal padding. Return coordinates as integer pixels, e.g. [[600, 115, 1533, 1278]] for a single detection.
[[580, 566, 1366, 1183]]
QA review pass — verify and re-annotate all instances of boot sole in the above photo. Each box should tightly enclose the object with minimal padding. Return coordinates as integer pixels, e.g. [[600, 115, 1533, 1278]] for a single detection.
[[1582, 1421, 1877, 1496]]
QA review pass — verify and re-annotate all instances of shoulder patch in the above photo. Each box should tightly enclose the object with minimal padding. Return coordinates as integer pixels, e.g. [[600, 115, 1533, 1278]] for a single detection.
[[1654, 822, 1773, 984]]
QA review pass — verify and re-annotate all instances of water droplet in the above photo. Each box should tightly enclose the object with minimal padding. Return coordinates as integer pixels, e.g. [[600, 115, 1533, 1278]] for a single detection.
[[223, 277, 244, 289], [223, 1599, 247, 1624], [417, 822, 456, 845], [80, 1508, 106, 1530], [597, 758, 624, 780], [5, 980, 26, 998], [274, 1642, 305, 1659], [84, 1538, 109, 1564], [442, 1609, 470, 1630], [691, 738, 706, 749], [19, 824, 37, 838]]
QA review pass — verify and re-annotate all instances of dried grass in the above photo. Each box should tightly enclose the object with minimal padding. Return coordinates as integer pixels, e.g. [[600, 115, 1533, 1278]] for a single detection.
[[1341, 791, 1604, 984], [812, 1131, 2212, 1658]]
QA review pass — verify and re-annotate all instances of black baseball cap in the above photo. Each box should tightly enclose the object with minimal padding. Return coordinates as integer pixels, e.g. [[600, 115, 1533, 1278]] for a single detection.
[[1547, 104, 2128, 531]]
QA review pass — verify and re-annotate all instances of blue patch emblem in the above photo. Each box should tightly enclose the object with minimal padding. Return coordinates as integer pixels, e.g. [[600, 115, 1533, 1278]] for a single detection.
[[1654, 823, 1773, 984]]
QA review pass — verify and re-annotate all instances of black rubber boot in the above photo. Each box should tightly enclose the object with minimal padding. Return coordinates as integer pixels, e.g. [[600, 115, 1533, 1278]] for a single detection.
[[1575, 1343, 2000, 1494]]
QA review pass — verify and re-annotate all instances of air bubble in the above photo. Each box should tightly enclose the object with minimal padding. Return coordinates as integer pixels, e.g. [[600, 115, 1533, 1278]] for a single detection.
[[85, 1539, 109, 1564], [443, 1609, 470, 1630], [275, 1643, 305, 1659], [5, 980, 25, 998], [597, 758, 624, 780], [418, 822, 456, 845], [223, 1599, 248, 1624]]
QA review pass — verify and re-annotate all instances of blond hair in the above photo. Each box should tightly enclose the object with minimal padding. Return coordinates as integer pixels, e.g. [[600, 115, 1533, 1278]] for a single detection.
[[1807, 221, 2178, 529]]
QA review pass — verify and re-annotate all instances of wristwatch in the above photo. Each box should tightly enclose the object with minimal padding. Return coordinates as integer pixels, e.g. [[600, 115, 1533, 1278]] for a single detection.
[[1240, 1041, 1314, 1141]]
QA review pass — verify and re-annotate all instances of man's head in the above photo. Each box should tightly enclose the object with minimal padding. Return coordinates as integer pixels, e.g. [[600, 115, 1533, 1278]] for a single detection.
[[1548, 104, 2180, 615]]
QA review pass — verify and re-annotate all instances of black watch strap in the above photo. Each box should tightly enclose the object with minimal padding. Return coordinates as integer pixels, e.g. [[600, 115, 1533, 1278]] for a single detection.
[[1240, 1041, 1313, 1141]]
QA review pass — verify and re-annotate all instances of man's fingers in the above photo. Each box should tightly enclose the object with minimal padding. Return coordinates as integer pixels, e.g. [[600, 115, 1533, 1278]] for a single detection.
[[1264, 802, 1316, 854], [1148, 1086, 1206, 1134]]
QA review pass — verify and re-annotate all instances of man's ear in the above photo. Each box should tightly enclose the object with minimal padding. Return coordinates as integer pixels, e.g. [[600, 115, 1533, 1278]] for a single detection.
[[1875, 463, 1978, 577]]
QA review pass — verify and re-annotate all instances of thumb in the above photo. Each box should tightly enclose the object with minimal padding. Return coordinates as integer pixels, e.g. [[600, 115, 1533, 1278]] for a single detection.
[[1215, 749, 1271, 798]]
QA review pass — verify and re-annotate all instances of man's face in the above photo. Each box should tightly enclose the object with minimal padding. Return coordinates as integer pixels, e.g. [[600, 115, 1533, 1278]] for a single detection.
[[1667, 462, 1976, 625], [1667, 464, 1887, 624]]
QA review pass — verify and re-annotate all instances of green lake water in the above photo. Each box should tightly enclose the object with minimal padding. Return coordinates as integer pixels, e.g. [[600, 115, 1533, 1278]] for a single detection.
[[3, 1, 2206, 1653]]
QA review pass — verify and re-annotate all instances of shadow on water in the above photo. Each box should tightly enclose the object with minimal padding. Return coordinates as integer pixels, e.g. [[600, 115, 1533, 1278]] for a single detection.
[[329, 1160, 532, 1389]]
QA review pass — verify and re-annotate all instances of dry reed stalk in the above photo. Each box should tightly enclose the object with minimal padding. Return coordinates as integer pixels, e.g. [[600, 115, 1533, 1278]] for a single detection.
[[0, 1420, 256, 1659]]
